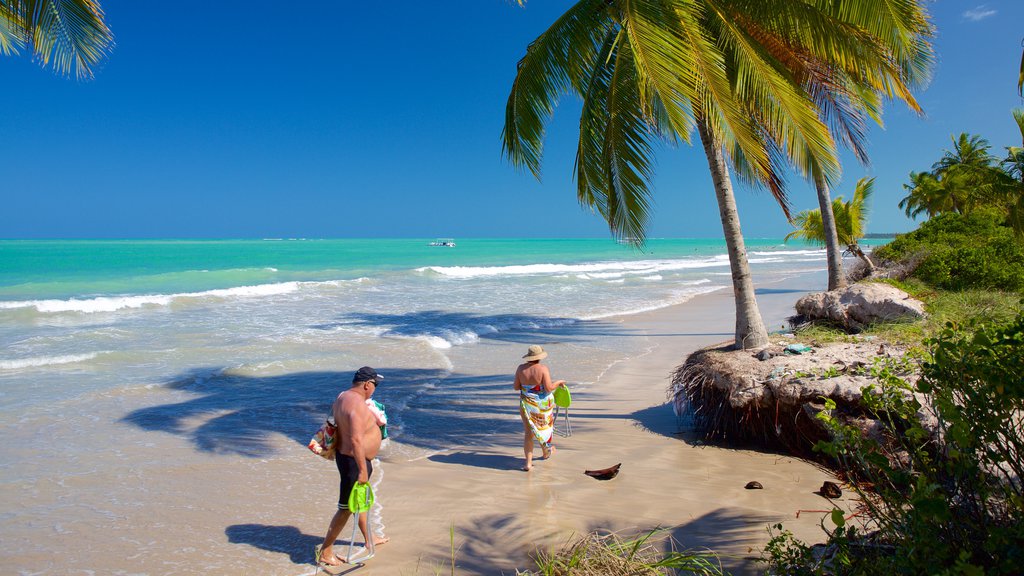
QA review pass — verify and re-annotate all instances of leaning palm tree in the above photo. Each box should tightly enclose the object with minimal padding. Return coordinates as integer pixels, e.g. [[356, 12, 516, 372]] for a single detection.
[[504, 0, 932, 349], [0, 0, 112, 79], [786, 177, 875, 274]]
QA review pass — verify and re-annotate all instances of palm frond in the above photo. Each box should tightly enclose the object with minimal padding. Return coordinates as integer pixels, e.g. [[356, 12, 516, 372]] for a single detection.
[[0, 2, 28, 54], [22, 0, 112, 79], [601, 36, 656, 245], [705, 0, 841, 188], [503, 0, 612, 179], [575, 28, 619, 219]]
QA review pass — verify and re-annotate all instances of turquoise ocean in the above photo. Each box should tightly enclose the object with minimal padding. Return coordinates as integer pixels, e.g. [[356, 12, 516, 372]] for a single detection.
[[0, 237, 858, 574]]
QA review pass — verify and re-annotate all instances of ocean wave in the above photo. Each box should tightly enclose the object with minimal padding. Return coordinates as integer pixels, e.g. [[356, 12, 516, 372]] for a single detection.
[[382, 317, 577, 350], [417, 257, 731, 279], [0, 281, 305, 314], [0, 352, 106, 370]]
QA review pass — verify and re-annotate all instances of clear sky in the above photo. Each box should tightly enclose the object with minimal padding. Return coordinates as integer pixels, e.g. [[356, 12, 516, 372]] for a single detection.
[[2, 0, 1022, 239]]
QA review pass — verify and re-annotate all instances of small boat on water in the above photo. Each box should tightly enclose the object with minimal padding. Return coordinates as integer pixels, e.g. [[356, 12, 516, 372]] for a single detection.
[[428, 238, 456, 247]]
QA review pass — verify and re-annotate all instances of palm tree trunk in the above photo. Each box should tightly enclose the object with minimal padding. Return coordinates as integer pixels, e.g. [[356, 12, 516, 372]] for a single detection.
[[849, 244, 876, 275], [697, 120, 769, 350], [813, 169, 846, 291]]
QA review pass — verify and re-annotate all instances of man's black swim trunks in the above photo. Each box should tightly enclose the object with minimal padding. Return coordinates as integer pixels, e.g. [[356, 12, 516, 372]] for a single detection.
[[336, 454, 373, 510]]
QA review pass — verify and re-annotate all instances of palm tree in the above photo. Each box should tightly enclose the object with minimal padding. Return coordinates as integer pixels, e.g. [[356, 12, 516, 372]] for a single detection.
[[899, 132, 1019, 221], [786, 177, 875, 274], [0, 0, 112, 79], [899, 171, 951, 219], [504, 0, 931, 349]]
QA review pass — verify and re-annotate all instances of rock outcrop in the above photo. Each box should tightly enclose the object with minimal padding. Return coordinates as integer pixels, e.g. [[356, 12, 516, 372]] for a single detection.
[[795, 282, 925, 332]]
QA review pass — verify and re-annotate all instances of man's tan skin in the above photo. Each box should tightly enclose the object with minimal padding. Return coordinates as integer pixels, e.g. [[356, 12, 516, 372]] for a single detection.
[[318, 378, 386, 566], [514, 359, 565, 471]]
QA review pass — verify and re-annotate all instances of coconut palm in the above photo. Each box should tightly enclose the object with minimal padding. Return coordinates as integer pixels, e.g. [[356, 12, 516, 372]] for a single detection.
[[0, 0, 112, 79], [899, 132, 1019, 221], [899, 171, 951, 219], [503, 0, 932, 349], [786, 177, 875, 274]]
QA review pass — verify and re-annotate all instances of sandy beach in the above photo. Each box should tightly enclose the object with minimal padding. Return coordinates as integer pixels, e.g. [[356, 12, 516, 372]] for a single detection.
[[0, 241, 848, 576], [276, 283, 839, 576]]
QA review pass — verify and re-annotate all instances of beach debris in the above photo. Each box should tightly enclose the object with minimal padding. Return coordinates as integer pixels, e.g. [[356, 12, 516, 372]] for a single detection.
[[744, 481, 763, 489], [755, 348, 777, 361], [818, 481, 843, 499], [584, 463, 621, 481], [784, 343, 813, 355]]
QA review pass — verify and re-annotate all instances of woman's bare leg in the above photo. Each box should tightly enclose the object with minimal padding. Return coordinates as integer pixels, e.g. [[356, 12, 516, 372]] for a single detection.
[[520, 412, 534, 471]]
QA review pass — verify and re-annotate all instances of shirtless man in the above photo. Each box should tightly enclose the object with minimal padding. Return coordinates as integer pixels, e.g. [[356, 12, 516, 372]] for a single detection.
[[317, 366, 388, 568]]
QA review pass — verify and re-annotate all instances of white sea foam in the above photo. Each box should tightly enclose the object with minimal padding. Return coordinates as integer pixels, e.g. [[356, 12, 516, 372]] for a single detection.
[[417, 257, 730, 279], [0, 352, 105, 370], [749, 248, 824, 257], [0, 281, 310, 314]]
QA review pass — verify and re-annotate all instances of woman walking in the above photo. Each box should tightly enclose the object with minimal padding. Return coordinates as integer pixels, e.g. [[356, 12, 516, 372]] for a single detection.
[[514, 345, 565, 471]]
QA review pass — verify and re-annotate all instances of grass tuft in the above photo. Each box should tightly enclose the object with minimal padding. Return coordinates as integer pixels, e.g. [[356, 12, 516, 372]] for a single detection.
[[517, 528, 727, 575]]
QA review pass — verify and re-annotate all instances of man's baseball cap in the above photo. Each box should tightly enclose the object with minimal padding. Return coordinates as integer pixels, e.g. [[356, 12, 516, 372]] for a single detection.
[[353, 366, 383, 384]]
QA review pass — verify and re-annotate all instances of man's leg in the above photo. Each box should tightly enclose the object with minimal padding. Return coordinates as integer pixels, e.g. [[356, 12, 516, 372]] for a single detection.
[[320, 509, 352, 565]]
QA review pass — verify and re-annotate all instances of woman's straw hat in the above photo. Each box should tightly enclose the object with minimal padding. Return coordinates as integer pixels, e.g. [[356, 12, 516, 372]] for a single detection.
[[522, 345, 548, 361]]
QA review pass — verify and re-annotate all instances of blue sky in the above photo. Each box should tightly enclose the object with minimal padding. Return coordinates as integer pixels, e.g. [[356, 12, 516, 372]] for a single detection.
[[2, 0, 1022, 239]]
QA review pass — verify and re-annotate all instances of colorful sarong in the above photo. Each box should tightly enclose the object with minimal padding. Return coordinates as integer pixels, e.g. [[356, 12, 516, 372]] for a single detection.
[[520, 386, 555, 447]]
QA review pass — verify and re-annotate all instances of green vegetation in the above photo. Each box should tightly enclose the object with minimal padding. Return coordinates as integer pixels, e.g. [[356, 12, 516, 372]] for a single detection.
[[875, 211, 1024, 291], [762, 315, 1024, 575], [897, 114, 1024, 236], [762, 120, 1024, 571]]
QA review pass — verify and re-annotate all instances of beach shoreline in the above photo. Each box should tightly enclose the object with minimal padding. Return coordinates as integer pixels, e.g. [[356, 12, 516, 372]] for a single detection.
[[0, 265, 844, 576], [299, 276, 839, 576]]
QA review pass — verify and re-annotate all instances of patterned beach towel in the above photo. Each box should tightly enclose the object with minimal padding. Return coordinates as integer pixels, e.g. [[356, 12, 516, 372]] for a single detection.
[[520, 386, 555, 447]]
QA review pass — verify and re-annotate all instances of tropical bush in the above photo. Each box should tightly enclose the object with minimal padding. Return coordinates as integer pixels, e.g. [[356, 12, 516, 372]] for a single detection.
[[874, 210, 1024, 291], [763, 314, 1024, 575]]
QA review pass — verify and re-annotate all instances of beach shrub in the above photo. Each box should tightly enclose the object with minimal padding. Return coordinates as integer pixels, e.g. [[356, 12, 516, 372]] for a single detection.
[[762, 313, 1024, 575], [874, 211, 1024, 291]]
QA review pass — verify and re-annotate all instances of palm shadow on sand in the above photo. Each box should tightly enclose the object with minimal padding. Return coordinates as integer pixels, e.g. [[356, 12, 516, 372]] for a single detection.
[[120, 311, 631, 458], [314, 310, 634, 343]]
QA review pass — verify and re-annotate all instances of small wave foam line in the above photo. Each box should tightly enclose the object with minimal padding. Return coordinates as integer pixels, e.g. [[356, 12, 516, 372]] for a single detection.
[[384, 317, 578, 350], [417, 257, 731, 279], [749, 248, 827, 257], [0, 352, 105, 370], [580, 285, 724, 320], [0, 278, 366, 314]]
